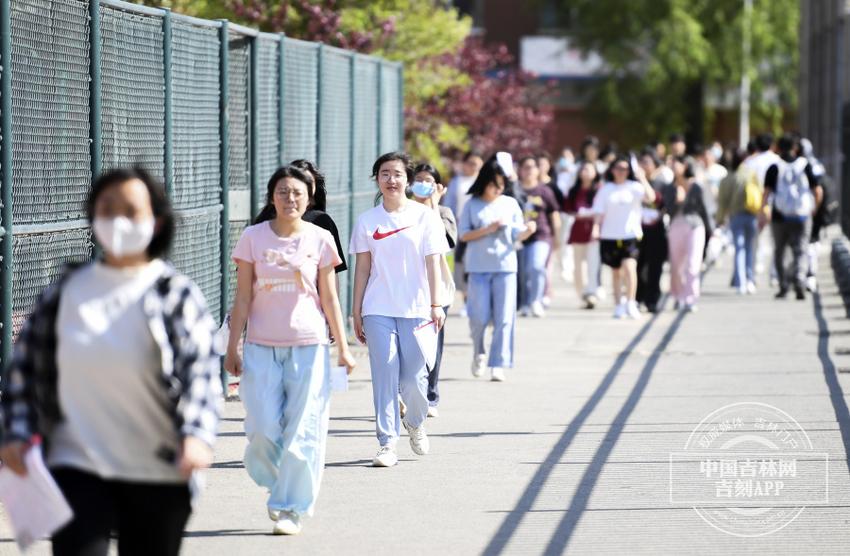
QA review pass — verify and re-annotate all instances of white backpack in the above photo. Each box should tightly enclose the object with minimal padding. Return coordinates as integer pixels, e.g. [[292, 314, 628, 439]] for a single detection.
[[773, 157, 813, 218]]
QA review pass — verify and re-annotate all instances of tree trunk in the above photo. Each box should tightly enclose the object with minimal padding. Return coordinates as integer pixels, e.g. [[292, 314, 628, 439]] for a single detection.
[[683, 79, 705, 152]]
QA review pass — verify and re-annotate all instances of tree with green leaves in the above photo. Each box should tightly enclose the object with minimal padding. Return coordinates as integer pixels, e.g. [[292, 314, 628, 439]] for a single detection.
[[134, 0, 554, 170], [560, 0, 798, 147]]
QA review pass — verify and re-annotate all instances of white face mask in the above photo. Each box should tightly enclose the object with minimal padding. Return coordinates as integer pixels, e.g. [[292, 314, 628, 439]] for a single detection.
[[93, 216, 155, 258]]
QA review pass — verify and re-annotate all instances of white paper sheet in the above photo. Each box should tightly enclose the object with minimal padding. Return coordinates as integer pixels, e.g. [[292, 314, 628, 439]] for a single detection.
[[330, 365, 349, 392], [0, 445, 73, 551], [413, 320, 439, 369]]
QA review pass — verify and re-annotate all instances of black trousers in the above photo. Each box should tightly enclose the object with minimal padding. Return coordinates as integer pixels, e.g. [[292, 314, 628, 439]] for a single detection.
[[427, 305, 449, 406], [636, 223, 668, 310], [51, 467, 191, 556], [772, 218, 811, 290]]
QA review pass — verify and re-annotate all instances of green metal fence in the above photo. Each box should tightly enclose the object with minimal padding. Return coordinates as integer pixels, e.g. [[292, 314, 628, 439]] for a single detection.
[[0, 0, 404, 369]]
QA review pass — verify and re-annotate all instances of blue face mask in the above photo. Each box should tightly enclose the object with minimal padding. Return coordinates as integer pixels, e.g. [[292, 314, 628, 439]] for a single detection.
[[411, 181, 436, 198]]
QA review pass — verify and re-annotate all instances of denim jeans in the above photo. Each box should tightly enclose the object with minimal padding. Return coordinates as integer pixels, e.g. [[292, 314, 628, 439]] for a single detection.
[[519, 240, 551, 308], [467, 272, 517, 368], [729, 212, 758, 291]]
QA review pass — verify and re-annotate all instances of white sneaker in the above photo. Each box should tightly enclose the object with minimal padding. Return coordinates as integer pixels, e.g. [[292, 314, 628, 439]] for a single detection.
[[403, 420, 430, 455], [746, 280, 757, 295], [626, 301, 641, 319], [530, 301, 546, 318], [685, 303, 699, 313], [490, 367, 506, 382], [471, 354, 486, 377], [399, 396, 407, 419], [427, 406, 439, 418], [372, 445, 398, 467], [272, 511, 302, 535], [519, 306, 530, 317], [613, 302, 626, 319], [459, 304, 468, 318], [541, 296, 552, 308], [268, 508, 280, 522]]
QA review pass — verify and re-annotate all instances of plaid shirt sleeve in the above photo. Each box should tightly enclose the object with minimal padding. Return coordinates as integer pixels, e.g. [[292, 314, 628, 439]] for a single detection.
[[166, 276, 224, 448], [0, 282, 61, 444]]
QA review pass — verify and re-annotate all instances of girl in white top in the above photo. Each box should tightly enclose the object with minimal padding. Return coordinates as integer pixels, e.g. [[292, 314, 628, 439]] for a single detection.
[[350, 152, 449, 467], [592, 155, 656, 319]]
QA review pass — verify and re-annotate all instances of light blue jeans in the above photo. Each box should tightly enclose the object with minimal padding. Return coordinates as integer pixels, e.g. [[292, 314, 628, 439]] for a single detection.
[[240, 342, 330, 517], [729, 212, 758, 290], [467, 272, 517, 368], [520, 240, 551, 308], [362, 315, 429, 447]]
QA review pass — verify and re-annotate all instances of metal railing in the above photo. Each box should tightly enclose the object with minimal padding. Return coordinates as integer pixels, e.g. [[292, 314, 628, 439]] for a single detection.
[[0, 0, 404, 368]]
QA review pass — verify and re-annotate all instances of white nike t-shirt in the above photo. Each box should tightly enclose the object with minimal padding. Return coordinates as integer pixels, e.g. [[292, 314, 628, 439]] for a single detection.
[[592, 180, 646, 240], [350, 201, 449, 318]]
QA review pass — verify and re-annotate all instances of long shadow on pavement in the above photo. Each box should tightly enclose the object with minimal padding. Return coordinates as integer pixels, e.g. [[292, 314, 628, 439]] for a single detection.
[[812, 291, 850, 474], [542, 310, 687, 554], [482, 306, 670, 556]]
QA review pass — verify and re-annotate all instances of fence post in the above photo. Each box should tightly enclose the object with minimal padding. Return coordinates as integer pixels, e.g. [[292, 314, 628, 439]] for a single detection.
[[278, 34, 285, 165], [316, 44, 324, 166], [89, 0, 102, 177], [249, 35, 259, 221], [163, 9, 173, 197], [218, 22, 230, 325], [397, 63, 404, 151], [376, 61, 383, 156], [347, 54, 356, 319], [0, 0, 13, 366]]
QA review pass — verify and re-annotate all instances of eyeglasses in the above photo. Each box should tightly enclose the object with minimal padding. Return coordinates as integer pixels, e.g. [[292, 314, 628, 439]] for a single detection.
[[274, 188, 305, 199], [613, 165, 629, 171]]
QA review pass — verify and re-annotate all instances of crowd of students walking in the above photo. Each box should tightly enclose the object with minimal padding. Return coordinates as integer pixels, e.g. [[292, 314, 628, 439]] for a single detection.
[[0, 129, 832, 552]]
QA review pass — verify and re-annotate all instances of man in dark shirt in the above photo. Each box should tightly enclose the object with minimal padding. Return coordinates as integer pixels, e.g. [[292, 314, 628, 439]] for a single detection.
[[763, 133, 823, 300]]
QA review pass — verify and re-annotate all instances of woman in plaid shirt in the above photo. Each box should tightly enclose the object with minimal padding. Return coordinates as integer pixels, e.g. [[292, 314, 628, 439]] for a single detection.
[[0, 168, 222, 556]]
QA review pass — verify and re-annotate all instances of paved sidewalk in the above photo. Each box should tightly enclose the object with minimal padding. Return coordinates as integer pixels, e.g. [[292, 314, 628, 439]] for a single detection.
[[5, 241, 850, 555]]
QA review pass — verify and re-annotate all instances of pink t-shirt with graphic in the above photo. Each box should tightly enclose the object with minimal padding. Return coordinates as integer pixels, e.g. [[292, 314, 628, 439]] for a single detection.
[[232, 221, 342, 347]]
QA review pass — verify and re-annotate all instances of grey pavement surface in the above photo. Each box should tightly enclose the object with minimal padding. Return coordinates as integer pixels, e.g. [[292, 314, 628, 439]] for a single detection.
[[5, 238, 850, 555]]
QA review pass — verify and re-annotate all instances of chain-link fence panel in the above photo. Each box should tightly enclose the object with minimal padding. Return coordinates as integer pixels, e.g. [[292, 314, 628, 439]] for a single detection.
[[10, 0, 91, 225], [11, 228, 92, 337], [353, 57, 379, 197], [172, 20, 220, 210], [100, 5, 164, 179], [325, 193, 352, 315], [228, 34, 251, 196], [282, 38, 318, 164], [226, 219, 248, 309], [256, 35, 280, 205], [319, 47, 352, 196], [171, 208, 222, 319], [379, 62, 401, 154]]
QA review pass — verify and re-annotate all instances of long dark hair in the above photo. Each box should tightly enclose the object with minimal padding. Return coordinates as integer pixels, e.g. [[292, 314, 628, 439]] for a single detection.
[[604, 155, 637, 182], [671, 154, 696, 179], [87, 166, 175, 259], [567, 161, 601, 206], [413, 163, 443, 184], [253, 165, 316, 225], [467, 154, 508, 197], [290, 159, 326, 212]]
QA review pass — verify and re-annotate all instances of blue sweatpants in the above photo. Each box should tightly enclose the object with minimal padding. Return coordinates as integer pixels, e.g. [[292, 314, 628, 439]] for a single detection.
[[362, 315, 429, 447], [467, 271, 517, 368], [240, 342, 330, 517]]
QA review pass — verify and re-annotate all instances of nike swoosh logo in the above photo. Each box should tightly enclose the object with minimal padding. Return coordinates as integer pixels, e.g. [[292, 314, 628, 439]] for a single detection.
[[372, 226, 412, 240]]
